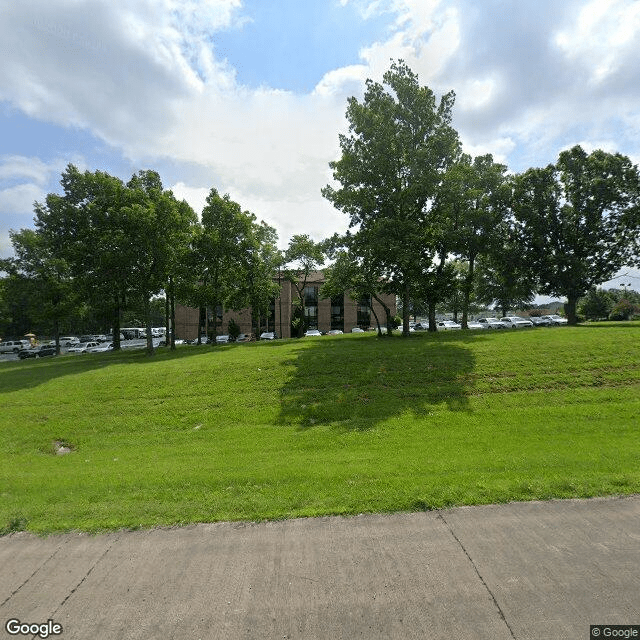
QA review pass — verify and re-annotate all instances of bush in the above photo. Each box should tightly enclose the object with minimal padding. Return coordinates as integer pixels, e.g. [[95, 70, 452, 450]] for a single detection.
[[579, 288, 613, 321], [609, 298, 638, 321]]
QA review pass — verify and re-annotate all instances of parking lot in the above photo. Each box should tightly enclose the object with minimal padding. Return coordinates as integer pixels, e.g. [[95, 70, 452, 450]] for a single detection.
[[0, 339, 156, 362]]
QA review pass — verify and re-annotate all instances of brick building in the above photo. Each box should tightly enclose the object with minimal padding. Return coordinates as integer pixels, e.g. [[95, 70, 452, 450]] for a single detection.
[[174, 272, 396, 340]]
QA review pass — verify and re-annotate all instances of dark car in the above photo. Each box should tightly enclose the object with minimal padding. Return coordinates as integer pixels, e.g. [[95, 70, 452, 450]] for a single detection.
[[18, 345, 57, 359]]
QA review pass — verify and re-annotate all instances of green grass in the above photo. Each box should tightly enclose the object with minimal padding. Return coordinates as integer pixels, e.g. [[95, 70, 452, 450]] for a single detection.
[[1, 322, 639, 534]]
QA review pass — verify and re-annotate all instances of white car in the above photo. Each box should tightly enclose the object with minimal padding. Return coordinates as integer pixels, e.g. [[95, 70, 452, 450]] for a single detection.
[[327, 329, 343, 335], [476, 317, 505, 329], [260, 332, 277, 340], [0, 339, 30, 353], [215, 335, 230, 344], [351, 327, 365, 333], [541, 314, 568, 325], [89, 342, 113, 353], [67, 341, 100, 353], [501, 316, 534, 329], [466, 320, 487, 330], [304, 329, 322, 337], [437, 321, 462, 330]]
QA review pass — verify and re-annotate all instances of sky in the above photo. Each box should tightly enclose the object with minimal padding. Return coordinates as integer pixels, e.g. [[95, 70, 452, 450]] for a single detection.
[[1, 0, 639, 295]]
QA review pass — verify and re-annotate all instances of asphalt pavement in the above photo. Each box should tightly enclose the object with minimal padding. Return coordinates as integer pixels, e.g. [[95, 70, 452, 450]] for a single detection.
[[1, 495, 638, 640]]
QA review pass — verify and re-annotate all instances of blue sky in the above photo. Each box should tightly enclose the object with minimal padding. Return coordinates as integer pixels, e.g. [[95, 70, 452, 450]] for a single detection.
[[1, 0, 639, 294]]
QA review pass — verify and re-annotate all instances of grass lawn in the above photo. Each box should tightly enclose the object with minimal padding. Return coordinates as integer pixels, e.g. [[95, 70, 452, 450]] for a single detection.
[[1, 322, 639, 534]]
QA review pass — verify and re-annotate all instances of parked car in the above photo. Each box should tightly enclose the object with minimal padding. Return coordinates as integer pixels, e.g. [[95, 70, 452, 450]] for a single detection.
[[0, 339, 31, 353], [235, 334, 252, 342], [437, 321, 462, 330], [327, 329, 343, 335], [93, 334, 108, 342], [216, 335, 230, 344], [501, 316, 534, 329], [260, 332, 277, 340], [304, 329, 322, 337], [88, 342, 113, 353], [18, 344, 57, 359], [541, 314, 568, 325], [59, 336, 79, 346], [529, 316, 552, 327], [413, 322, 429, 331], [67, 341, 99, 353], [351, 327, 365, 333], [466, 320, 487, 330], [79, 335, 96, 343], [476, 317, 505, 329]]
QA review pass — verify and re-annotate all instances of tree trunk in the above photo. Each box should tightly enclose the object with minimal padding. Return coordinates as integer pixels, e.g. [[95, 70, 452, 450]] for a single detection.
[[53, 315, 60, 355], [369, 303, 381, 335], [165, 281, 171, 346], [428, 301, 437, 332], [372, 293, 393, 336], [565, 296, 578, 325], [402, 284, 410, 337], [145, 295, 154, 355], [461, 256, 475, 330], [170, 287, 176, 350], [113, 293, 121, 350]]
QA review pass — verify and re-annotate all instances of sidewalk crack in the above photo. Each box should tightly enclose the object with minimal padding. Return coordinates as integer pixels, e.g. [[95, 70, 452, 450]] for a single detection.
[[1, 539, 69, 608], [438, 512, 517, 640], [51, 535, 120, 617]]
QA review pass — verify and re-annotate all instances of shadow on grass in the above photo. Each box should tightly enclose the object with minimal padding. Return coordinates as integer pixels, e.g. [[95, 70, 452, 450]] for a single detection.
[[277, 332, 480, 431], [0, 343, 243, 395]]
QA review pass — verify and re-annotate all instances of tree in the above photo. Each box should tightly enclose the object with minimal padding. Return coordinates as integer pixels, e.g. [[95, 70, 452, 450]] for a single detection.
[[125, 171, 197, 354], [440, 154, 509, 327], [282, 234, 325, 337], [474, 221, 537, 317], [322, 60, 460, 336], [239, 221, 281, 337], [513, 146, 640, 324], [35, 165, 137, 350], [4, 228, 76, 352], [578, 288, 613, 321], [183, 189, 258, 343], [320, 236, 393, 336]]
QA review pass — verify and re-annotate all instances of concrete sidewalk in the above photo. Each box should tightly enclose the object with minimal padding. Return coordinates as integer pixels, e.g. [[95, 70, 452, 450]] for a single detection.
[[1, 496, 638, 639]]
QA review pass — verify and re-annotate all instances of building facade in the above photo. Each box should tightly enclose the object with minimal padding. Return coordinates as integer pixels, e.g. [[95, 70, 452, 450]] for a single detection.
[[174, 272, 397, 340]]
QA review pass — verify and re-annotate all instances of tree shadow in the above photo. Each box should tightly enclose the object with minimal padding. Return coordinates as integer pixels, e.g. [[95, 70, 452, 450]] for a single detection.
[[0, 344, 239, 395], [277, 333, 479, 431]]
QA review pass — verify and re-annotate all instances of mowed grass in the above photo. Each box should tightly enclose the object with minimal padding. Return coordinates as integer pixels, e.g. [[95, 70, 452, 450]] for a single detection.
[[1, 322, 639, 534]]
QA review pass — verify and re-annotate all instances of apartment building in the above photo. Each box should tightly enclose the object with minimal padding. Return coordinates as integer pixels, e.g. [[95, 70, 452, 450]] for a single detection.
[[174, 271, 396, 340]]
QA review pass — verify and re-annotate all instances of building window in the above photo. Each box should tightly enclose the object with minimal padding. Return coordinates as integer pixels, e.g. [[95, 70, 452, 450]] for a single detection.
[[304, 286, 318, 307], [304, 286, 319, 329], [331, 295, 344, 330], [357, 296, 371, 329]]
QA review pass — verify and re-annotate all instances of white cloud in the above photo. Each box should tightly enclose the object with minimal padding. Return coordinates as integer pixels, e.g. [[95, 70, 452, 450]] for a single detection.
[[1, 0, 640, 257], [0, 155, 56, 185], [0, 183, 43, 218]]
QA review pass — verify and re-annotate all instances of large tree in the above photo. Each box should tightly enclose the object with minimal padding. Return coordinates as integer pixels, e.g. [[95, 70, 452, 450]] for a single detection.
[[4, 228, 76, 352], [282, 234, 325, 337], [125, 170, 197, 354], [183, 189, 260, 343], [439, 154, 509, 328], [474, 221, 537, 318], [513, 146, 640, 324], [35, 165, 136, 350], [322, 60, 460, 336]]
